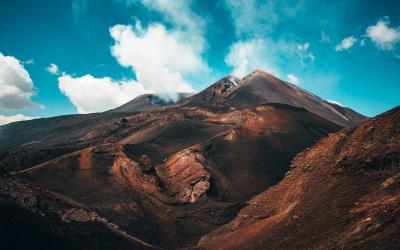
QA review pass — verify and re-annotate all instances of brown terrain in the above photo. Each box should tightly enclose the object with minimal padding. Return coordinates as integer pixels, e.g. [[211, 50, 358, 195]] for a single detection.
[[198, 106, 400, 250], [1, 70, 397, 249]]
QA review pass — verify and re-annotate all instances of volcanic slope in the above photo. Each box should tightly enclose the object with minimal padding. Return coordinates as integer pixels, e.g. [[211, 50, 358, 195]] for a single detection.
[[183, 70, 367, 127], [198, 105, 400, 250]]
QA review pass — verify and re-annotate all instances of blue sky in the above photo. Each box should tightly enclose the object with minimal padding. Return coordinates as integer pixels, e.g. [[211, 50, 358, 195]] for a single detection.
[[0, 0, 399, 124]]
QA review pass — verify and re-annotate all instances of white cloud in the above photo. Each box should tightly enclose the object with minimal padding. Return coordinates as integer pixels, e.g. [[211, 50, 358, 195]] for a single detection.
[[58, 74, 148, 114], [135, 1, 206, 52], [328, 100, 344, 107], [60, 1, 210, 114], [225, 39, 313, 79], [335, 36, 357, 51], [287, 74, 300, 85], [296, 43, 309, 51], [296, 42, 315, 63], [366, 18, 400, 50], [110, 23, 208, 94], [320, 31, 331, 44], [0, 52, 39, 111], [106, 1, 213, 98], [23, 59, 34, 65], [0, 114, 37, 126], [46, 63, 59, 75], [225, 39, 282, 78]]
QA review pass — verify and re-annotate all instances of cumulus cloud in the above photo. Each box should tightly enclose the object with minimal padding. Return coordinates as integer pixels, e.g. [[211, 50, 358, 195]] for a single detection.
[[335, 36, 357, 51], [287, 74, 300, 85], [110, 23, 208, 94], [59, 1, 211, 114], [58, 74, 148, 114], [0, 52, 39, 111], [46, 63, 59, 75], [0, 114, 37, 126], [136, 1, 206, 50], [366, 18, 400, 50], [106, 1, 212, 99]]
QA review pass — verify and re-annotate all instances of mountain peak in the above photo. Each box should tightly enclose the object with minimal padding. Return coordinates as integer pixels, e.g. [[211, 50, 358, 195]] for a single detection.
[[183, 70, 366, 127]]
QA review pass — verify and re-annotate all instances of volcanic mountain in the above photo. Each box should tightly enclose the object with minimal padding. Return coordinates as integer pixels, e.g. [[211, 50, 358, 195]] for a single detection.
[[0, 70, 394, 250], [183, 70, 366, 127]]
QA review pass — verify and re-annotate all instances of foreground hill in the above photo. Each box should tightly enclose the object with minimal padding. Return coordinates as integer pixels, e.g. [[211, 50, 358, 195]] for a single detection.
[[0, 179, 155, 250], [198, 106, 400, 249]]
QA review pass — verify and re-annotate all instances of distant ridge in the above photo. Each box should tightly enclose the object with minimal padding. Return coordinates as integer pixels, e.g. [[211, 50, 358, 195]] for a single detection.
[[108, 92, 192, 113]]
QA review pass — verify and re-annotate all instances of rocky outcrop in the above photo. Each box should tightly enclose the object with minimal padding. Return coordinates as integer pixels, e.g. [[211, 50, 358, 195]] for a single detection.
[[156, 148, 210, 203], [111, 148, 160, 195]]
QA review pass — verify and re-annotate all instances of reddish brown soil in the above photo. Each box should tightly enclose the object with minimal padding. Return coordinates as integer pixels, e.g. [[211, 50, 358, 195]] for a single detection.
[[198, 106, 400, 250]]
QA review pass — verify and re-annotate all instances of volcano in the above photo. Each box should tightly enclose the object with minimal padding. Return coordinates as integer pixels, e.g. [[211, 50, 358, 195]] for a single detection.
[[1, 70, 397, 249]]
